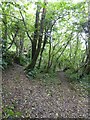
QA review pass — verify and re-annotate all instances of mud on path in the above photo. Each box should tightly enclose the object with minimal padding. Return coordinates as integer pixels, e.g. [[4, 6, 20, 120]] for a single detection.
[[2, 63, 89, 118]]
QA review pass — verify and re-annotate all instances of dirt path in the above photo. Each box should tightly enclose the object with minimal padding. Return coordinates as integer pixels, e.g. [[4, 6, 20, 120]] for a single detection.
[[2, 64, 89, 118], [58, 71, 77, 91]]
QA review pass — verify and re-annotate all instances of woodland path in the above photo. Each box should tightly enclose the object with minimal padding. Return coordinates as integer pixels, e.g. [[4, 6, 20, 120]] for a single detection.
[[2, 63, 89, 118]]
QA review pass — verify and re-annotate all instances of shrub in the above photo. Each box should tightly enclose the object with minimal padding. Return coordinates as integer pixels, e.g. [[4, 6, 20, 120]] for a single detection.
[[3, 105, 22, 119]]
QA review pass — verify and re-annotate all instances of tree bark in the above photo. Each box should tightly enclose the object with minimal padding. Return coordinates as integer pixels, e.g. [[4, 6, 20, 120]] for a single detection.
[[38, 29, 48, 68], [84, 1, 90, 74], [46, 36, 52, 72], [2, 12, 7, 53], [19, 37, 24, 57], [25, 1, 47, 71], [32, 4, 41, 59]]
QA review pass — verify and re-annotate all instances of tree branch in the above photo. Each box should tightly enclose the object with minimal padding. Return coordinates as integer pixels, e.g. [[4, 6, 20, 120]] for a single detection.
[[19, 9, 32, 43], [2, 13, 22, 21], [7, 28, 19, 50]]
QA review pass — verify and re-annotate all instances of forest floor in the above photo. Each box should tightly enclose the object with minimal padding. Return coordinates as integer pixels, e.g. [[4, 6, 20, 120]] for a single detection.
[[2, 63, 89, 118]]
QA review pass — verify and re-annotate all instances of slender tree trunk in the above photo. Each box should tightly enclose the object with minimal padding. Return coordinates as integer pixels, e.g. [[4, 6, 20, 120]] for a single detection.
[[69, 41, 72, 61], [15, 40, 19, 57], [32, 4, 40, 59], [53, 32, 73, 72], [85, 31, 90, 74], [2, 13, 7, 53], [38, 30, 48, 68], [84, 1, 90, 74], [47, 37, 52, 72], [19, 38, 24, 57], [73, 33, 79, 64], [25, 1, 47, 71]]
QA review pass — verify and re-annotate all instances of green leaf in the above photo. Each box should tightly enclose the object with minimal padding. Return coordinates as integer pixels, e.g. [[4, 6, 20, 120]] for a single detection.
[[7, 109, 14, 116]]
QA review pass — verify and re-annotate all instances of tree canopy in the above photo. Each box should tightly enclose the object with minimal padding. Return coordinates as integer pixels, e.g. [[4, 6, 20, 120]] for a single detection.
[[1, 0, 90, 119], [1, 0, 89, 77]]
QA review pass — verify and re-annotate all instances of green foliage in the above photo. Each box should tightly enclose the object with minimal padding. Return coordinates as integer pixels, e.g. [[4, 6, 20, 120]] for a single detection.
[[2, 51, 15, 68], [66, 69, 79, 81], [65, 68, 89, 93], [79, 74, 90, 92], [26, 68, 61, 86], [27, 70, 37, 79], [1, 0, 88, 81], [27, 68, 39, 79], [0, 58, 3, 69], [3, 105, 22, 119], [2, 50, 29, 68], [18, 55, 28, 66], [2, 59, 8, 69], [36, 72, 61, 86]]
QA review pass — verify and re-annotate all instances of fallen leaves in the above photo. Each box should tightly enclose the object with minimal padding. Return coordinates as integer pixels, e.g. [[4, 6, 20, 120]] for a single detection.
[[2, 64, 89, 118]]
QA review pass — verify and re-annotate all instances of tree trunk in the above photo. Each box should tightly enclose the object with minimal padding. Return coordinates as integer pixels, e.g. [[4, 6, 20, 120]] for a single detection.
[[84, 2, 90, 74], [85, 34, 90, 74], [46, 37, 52, 72], [25, 1, 47, 71], [38, 30, 48, 68], [2, 13, 7, 53], [32, 4, 41, 59], [19, 38, 24, 58]]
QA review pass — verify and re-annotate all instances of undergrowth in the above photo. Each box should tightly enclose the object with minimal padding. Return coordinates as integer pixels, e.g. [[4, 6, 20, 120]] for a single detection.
[[27, 69, 61, 86], [66, 69, 89, 95], [2, 105, 22, 119]]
